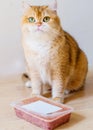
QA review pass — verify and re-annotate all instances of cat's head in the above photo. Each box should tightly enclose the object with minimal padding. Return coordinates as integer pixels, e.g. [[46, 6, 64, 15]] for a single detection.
[[21, 1, 61, 37]]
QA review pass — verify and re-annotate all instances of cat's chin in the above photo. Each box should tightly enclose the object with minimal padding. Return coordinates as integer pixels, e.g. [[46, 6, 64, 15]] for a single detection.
[[28, 29, 45, 34], [35, 29, 44, 32]]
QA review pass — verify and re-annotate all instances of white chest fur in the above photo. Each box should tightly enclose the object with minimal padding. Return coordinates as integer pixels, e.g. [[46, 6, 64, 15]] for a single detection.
[[25, 34, 52, 54], [24, 36, 52, 84]]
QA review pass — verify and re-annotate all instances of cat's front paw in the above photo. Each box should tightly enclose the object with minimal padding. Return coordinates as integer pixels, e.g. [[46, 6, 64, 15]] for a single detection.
[[31, 93, 41, 98], [52, 97, 64, 103]]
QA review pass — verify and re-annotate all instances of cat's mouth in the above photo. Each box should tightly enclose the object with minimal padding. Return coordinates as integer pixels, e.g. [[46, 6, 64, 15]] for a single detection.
[[35, 27, 44, 32]]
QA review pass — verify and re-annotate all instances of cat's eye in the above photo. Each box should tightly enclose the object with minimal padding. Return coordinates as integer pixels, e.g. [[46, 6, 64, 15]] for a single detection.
[[43, 16, 50, 22], [28, 17, 36, 23]]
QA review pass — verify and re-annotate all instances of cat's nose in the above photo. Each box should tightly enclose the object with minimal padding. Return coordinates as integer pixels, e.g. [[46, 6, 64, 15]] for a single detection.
[[36, 22, 42, 27]]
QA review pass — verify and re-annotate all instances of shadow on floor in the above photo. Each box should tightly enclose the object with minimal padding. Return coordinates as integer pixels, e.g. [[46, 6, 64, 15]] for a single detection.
[[55, 113, 85, 130]]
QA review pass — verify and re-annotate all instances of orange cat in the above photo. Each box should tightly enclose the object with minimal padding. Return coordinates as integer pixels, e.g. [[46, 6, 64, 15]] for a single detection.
[[21, 1, 88, 103]]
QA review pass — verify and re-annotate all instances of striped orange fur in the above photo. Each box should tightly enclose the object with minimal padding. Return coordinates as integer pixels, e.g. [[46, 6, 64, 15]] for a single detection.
[[21, 1, 88, 103]]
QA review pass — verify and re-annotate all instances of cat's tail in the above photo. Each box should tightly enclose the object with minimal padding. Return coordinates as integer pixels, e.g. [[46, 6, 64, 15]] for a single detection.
[[22, 73, 32, 88], [22, 73, 30, 81]]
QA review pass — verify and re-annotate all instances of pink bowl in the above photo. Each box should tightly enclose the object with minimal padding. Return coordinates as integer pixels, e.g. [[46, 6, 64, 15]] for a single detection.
[[12, 96, 73, 130]]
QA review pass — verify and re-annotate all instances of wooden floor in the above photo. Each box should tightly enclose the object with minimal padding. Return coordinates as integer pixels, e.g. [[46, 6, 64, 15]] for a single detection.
[[0, 69, 93, 130]]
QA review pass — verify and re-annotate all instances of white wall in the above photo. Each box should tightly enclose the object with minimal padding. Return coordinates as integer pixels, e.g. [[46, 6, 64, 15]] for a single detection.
[[0, 0, 93, 79]]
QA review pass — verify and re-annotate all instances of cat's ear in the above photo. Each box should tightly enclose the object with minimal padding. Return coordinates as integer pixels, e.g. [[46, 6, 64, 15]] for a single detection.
[[48, 0, 57, 12], [22, 1, 31, 12]]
